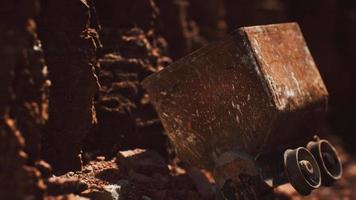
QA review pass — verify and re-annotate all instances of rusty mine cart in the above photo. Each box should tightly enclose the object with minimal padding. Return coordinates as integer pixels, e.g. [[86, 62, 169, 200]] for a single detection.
[[143, 23, 342, 199]]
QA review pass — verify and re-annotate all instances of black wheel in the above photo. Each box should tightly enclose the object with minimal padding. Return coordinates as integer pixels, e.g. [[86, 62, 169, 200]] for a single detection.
[[307, 139, 342, 186], [284, 147, 321, 195]]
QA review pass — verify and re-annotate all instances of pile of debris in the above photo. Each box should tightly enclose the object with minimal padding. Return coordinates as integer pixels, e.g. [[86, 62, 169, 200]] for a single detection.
[[45, 149, 209, 200]]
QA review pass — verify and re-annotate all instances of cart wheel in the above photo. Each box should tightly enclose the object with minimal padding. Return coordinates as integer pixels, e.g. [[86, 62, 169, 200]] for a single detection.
[[307, 139, 342, 186], [284, 147, 321, 195]]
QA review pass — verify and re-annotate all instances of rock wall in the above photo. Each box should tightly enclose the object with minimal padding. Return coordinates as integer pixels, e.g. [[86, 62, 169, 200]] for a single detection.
[[0, 0, 46, 198], [39, 0, 100, 173]]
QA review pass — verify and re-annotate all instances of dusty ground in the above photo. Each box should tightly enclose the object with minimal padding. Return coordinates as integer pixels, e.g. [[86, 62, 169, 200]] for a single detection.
[[45, 150, 204, 200], [42, 137, 355, 200]]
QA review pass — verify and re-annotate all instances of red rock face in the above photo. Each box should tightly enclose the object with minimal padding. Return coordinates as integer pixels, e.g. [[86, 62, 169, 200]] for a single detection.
[[0, 1, 46, 198], [83, 0, 173, 159], [0, 0, 49, 164], [0, 118, 45, 200], [39, 0, 100, 173]]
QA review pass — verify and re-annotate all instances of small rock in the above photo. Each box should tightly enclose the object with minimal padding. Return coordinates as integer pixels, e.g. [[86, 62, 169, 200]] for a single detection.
[[67, 172, 75, 177], [47, 177, 88, 196], [82, 166, 93, 173], [96, 156, 106, 161], [100, 180, 130, 200], [142, 195, 152, 200], [105, 185, 121, 200], [35, 160, 53, 178], [81, 189, 113, 200], [117, 149, 169, 175]]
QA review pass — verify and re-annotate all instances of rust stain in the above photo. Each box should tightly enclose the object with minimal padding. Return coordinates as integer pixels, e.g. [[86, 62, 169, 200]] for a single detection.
[[143, 23, 328, 172]]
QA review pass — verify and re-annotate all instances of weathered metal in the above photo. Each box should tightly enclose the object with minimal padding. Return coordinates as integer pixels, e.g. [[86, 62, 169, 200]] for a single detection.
[[307, 138, 343, 186], [284, 147, 321, 195], [142, 22, 337, 197]]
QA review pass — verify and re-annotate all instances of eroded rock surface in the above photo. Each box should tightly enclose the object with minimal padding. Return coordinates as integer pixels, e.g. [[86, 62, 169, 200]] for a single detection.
[[39, 0, 100, 173], [0, 1, 47, 198], [0, 118, 45, 200], [84, 0, 172, 159]]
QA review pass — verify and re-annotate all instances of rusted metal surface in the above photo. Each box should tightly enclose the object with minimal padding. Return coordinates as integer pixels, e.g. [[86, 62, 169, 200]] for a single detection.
[[243, 24, 327, 112], [142, 23, 328, 173]]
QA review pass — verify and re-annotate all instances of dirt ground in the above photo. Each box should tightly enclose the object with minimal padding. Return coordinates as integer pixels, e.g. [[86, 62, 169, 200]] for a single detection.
[[42, 137, 356, 200]]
